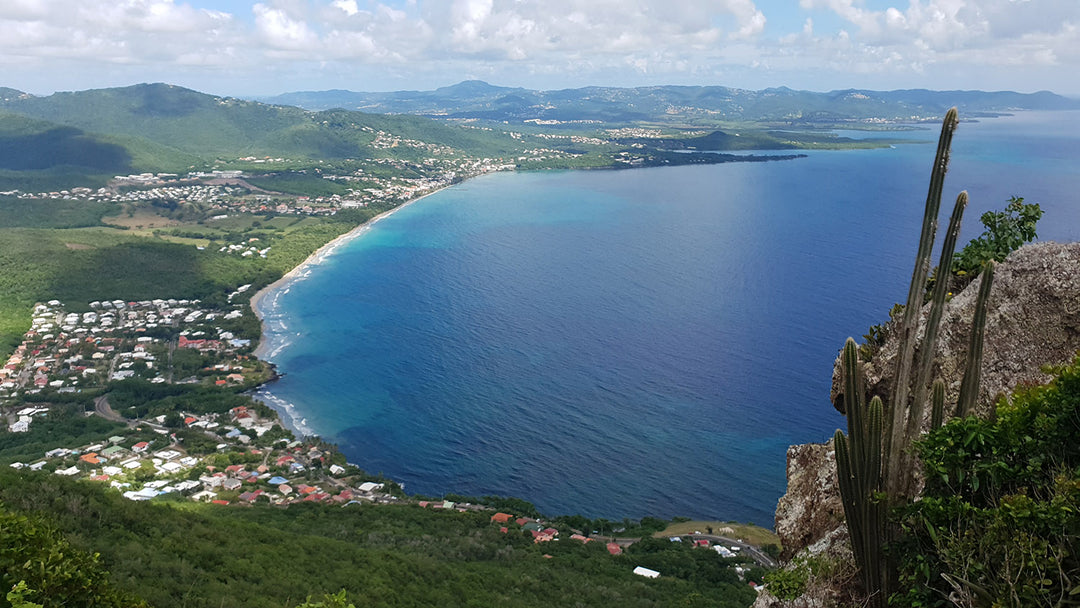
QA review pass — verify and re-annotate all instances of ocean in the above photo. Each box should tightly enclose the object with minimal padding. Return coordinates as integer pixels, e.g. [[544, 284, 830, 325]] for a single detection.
[[254, 111, 1080, 525]]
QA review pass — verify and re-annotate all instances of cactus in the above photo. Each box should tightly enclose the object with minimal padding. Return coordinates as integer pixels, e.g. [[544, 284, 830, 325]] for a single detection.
[[930, 379, 945, 430], [892, 191, 969, 492], [834, 338, 885, 605], [957, 261, 995, 417], [833, 108, 999, 605], [885, 107, 959, 497]]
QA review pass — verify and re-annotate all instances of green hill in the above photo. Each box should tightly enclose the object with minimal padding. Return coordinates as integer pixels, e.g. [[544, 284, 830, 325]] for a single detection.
[[0, 470, 760, 608], [0, 83, 530, 165]]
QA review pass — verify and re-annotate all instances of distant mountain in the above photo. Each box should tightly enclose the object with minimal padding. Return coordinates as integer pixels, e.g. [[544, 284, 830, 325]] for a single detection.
[[0, 87, 28, 103], [0, 83, 529, 169], [262, 82, 1080, 124]]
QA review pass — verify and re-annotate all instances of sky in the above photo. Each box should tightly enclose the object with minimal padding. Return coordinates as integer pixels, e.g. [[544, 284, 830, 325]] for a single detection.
[[1, 0, 1077, 98]]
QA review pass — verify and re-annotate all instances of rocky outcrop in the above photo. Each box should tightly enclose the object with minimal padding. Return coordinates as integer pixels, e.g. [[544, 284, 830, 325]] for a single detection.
[[773, 440, 843, 562], [759, 242, 1080, 607], [833, 241, 1080, 423]]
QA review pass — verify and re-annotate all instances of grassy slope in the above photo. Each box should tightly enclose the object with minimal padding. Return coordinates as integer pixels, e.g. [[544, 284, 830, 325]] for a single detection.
[[0, 470, 759, 608], [1, 85, 531, 164]]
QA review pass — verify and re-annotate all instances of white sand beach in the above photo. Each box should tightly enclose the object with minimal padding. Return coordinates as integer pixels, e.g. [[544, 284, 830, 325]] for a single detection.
[[249, 187, 448, 358]]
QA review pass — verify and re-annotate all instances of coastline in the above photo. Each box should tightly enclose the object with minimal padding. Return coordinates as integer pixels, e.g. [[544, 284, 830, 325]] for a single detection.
[[249, 186, 449, 360]]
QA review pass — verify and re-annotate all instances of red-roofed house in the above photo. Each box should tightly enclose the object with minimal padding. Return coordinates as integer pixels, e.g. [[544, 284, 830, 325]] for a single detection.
[[490, 512, 514, 524], [607, 543, 623, 556]]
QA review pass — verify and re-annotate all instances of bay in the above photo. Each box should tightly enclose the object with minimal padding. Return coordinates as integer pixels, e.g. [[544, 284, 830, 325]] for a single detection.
[[254, 111, 1080, 525]]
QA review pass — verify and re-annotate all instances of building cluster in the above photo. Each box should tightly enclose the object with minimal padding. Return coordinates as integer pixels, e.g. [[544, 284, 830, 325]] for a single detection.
[[1, 298, 255, 405], [6, 155, 518, 223], [6, 403, 398, 507]]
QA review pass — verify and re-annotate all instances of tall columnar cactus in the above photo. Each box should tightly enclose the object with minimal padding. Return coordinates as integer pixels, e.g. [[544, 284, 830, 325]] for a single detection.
[[834, 108, 998, 605], [957, 260, 995, 418], [892, 191, 969, 492], [834, 338, 885, 606], [885, 108, 959, 498], [930, 379, 946, 430]]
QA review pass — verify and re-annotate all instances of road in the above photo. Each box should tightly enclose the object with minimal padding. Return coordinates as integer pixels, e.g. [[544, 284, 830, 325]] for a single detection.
[[94, 394, 126, 423], [593, 533, 777, 568]]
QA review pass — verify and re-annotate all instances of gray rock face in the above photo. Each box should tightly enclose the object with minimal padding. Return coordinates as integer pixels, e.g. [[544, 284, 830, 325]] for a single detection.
[[763, 242, 1080, 604], [833, 241, 1080, 422], [773, 440, 843, 562]]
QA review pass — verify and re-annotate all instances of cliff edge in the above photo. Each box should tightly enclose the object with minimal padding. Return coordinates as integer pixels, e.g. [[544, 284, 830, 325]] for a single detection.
[[757, 241, 1080, 606]]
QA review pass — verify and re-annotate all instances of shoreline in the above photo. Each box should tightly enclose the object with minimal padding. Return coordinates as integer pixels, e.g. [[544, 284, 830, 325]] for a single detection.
[[249, 186, 450, 360]]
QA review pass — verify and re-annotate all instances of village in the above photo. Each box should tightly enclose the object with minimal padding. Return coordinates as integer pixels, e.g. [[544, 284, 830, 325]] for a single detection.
[[0, 297, 768, 589], [1, 148, 524, 218], [0, 295, 261, 400]]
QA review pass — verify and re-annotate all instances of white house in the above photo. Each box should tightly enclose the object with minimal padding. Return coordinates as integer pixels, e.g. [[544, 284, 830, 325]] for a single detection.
[[633, 567, 660, 579]]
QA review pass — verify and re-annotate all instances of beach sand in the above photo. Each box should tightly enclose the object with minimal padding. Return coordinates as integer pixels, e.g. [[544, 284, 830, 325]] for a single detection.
[[249, 188, 447, 359]]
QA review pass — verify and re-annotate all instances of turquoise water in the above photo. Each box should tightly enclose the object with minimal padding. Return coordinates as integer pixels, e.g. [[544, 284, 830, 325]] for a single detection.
[[255, 111, 1080, 524]]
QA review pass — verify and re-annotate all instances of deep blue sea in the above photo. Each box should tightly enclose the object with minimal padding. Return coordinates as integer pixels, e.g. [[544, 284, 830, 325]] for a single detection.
[[255, 111, 1080, 525]]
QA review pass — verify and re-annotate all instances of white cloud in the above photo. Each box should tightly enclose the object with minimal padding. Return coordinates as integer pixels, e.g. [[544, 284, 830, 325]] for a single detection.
[[0, 0, 1076, 95], [332, 0, 358, 17]]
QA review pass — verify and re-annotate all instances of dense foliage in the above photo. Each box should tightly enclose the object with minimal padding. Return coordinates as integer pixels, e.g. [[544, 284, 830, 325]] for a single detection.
[[892, 356, 1080, 607], [952, 196, 1043, 282], [0, 402, 123, 466], [0, 471, 759, 608], [0, 502, 143, 608]]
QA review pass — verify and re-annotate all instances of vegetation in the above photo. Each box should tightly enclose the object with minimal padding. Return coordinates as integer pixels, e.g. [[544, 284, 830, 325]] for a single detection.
[[893, 355, 1080, 606], [0, 470, 760, 608], [952, 195, 1043, 285], [0, 402, 123, 467], [833, 109, 998, 606]]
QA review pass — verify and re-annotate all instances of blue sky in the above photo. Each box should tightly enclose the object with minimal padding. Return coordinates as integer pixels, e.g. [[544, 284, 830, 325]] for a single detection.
[[2, 0, 1077, 97]]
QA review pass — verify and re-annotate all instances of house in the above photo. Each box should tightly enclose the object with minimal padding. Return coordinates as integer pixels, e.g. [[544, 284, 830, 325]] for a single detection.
[[490, 512, 514, 524], [633, 566, 660, 579], [79, 453, 101, 465], [100, 445, 126, 459], [222, 478, 242, 491], [132, 442, 150, 453], [239, 490, 264, 502], [357, 481, 383, 493], [191, 490, 217, 502], [328, 464, 345, 476], [123, 488, 160, 501], [607, 542, 623, 556]]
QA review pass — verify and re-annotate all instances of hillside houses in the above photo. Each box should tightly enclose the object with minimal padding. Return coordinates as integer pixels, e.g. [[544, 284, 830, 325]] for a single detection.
[[0, 299, 260, 398]]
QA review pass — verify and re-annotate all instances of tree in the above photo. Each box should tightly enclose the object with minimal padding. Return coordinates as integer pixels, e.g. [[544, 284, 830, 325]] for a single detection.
[[952, 196, 1042, 281]]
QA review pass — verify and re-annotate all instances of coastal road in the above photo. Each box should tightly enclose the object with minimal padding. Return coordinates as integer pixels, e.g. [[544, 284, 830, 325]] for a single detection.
[[594, 534, 777, 568], [688, 534, 777, 568]]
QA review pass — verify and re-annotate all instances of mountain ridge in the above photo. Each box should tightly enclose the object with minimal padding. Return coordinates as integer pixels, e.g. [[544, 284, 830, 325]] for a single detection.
[[260, 81, 1080, 122]]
